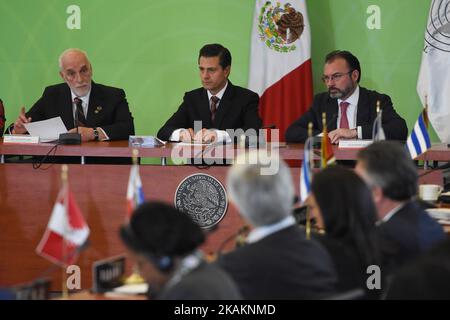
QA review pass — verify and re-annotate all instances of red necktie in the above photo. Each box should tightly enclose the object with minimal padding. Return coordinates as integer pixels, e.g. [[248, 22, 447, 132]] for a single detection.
[[210, 96, 220, 122], [339, 101, 350, 129]]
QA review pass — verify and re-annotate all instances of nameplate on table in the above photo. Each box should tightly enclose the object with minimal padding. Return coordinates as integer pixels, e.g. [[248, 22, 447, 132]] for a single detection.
[[338, 139, 373, 149], [92, 255, 126, 293], [3, 134, 39, 144], [129, 135, 166, 147]]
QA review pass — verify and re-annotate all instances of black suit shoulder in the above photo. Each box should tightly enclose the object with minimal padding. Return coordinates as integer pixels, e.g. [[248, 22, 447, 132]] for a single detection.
[[377, 201, 445, 273], [218, 226, 337, 299]]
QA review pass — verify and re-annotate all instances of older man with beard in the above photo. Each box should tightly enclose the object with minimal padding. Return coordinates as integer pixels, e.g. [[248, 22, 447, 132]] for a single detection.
[[285, 50, 407, 144], [9, 48, 134, 141]]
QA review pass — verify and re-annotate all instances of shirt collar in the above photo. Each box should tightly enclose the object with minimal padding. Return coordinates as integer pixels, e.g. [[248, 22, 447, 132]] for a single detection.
[[376, 202, 406, 225], [246, 215, 296, 244], [70, 89, 91, 105], [207, 81, 228, 101], [338, 85, 359, 108]]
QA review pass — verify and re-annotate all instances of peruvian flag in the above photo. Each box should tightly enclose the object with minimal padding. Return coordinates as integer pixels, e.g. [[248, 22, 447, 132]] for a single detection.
[[248, 0, 313, 141], [126, 164, 144, 219], [36, 185, 89, 266]]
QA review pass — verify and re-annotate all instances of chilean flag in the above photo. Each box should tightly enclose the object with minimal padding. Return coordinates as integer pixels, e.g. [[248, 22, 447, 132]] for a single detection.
[[126, 164, 144, 219], [248, 0, 313, 141], [36, 185, 89, 266]]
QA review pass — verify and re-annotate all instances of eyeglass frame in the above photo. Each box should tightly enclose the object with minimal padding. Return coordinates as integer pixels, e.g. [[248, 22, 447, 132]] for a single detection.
[[321, 70, 354, 83]]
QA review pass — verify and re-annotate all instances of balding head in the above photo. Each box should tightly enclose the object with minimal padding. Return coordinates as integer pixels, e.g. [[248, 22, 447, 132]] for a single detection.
[[58, 48, 93, 97]]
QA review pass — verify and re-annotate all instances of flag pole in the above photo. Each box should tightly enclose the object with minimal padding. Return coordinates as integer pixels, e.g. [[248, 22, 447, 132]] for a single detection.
[[423, 94, 429, 169], [321, 112, 327, 168], [132, 148, 139, 166], [61, 164, 69, 300], [306, 122, 313, 240], [124, 149, 146, 285]]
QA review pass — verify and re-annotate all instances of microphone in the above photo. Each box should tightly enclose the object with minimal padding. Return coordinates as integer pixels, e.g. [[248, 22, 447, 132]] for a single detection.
[[216, 225, 250, 259], [58, 100, 82, 145]]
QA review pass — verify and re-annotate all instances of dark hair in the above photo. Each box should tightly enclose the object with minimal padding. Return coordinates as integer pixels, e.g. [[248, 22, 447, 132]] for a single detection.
[[311, 166, 379, 267], [120, 202, 205, 257], [198, 43, 232, 69], [357, 141, 418, 201], [325, 50, 361, 83]]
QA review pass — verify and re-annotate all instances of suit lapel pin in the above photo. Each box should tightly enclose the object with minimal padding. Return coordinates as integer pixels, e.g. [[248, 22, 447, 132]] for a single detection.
[[94, 106, 102, 114]]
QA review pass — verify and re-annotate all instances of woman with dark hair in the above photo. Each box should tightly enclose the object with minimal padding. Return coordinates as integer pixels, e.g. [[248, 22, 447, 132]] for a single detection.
[[305, 165, 380, 297]]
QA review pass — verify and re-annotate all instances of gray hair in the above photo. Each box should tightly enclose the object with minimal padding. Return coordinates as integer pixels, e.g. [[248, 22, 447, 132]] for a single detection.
[[226, 151, 294, 227], [58, 48, 90, 70], [357, 141, 418, 201]]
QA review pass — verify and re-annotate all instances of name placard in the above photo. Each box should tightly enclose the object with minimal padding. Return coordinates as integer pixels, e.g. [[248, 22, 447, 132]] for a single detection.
[[338, 139, 373, 149], [92, 255, 126, 293], [3, 134, 39, 144]]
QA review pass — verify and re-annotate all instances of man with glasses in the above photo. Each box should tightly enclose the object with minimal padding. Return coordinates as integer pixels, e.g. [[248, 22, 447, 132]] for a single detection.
[[285, 50, 407, 144], [9, 48, 134, 141]]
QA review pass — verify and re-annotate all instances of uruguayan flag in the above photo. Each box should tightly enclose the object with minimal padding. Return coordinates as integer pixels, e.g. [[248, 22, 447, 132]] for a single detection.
[[406, 111, 431, 159], [300, 137, 313, 203]]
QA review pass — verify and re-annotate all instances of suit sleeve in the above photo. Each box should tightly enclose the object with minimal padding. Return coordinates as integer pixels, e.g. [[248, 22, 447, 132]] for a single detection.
[[6, 87, 52, 133], [242, 92, 262, 131], [157, 93, 192, 141], [285, 97, 321, 143], [360, 94, 408, 141], [99, 89, 135, 140]]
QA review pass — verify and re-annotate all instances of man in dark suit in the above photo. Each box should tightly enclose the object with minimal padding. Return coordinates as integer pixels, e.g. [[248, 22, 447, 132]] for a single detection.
[[10, 48, 134, 141], [157, 43, 262, 143], [285, 50, 407, 144], [120, 202, 242, 300], [218, 151, 337, 299], [355, 141, 446, 276]]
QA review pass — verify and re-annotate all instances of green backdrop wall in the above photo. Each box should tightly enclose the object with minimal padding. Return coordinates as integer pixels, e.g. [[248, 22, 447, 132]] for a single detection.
[[0, 0, 433, 140]]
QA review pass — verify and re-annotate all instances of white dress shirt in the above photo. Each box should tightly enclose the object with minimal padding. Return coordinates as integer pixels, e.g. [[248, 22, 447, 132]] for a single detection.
[[246, 215, 296, 244], [337, 85, 362, 139], [70, 90, 109, 140]]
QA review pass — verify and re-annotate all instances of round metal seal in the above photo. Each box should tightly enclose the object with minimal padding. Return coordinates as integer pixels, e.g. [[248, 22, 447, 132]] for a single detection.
[[174, 173, 228, 229]]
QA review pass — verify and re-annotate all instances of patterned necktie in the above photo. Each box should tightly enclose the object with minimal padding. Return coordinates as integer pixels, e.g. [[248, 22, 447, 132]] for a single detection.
[[210, 96, 220, 122], [74, 97, 86, 127], [339, 101, 350, 129]]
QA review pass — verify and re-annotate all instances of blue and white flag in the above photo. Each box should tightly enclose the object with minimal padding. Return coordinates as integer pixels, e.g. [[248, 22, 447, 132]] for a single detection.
[[406, 111, 431, 159], [300, 137, 313, 203]]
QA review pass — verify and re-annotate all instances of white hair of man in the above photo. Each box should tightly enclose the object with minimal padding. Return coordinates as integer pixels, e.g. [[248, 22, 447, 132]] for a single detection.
[[58, 48, 90, 70], [226, 150, 294, 227]]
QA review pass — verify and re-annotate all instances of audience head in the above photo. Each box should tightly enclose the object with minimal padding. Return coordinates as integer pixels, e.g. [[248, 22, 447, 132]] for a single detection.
[[120, 202, 205, 293], [227, 150, 294, 227], [308, 165, 379, 266]]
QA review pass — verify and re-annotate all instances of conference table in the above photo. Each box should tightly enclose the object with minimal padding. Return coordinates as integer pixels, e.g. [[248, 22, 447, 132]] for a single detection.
[[0, 140, 447, 293]]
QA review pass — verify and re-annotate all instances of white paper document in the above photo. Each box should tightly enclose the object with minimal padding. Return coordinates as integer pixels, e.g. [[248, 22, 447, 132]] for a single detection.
[[23, 117, 68, 142]]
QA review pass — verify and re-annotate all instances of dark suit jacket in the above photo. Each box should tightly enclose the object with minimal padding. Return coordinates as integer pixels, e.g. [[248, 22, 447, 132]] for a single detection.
[[19, 82, 134, 140], [285, 87, 408, 143], [218, 225, 337, 299], [157, 82, 262, 141], [376, 200, 446, 275], [156, 261, 242, 300]]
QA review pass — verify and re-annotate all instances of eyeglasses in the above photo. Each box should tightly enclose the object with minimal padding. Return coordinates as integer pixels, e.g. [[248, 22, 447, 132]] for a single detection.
[[321, 70, 353, 83]]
